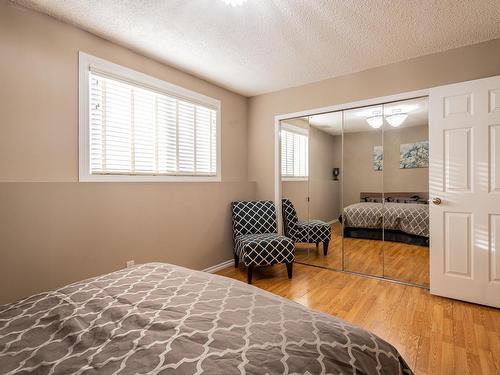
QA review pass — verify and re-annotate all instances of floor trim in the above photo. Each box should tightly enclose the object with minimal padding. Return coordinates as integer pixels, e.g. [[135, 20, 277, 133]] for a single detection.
[[203, 259, 234, 273]]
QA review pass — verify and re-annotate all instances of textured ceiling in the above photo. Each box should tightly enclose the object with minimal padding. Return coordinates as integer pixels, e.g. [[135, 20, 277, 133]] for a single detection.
[[12, 0, 500, 96]]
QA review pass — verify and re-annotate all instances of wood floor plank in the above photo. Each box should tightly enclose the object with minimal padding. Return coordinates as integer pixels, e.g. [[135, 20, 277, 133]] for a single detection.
[[216, 263, 500, 374]]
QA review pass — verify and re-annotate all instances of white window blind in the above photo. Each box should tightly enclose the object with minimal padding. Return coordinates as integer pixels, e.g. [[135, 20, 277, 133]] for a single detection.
[[89, 70, 217, 176], [280, 127, 309, 178]]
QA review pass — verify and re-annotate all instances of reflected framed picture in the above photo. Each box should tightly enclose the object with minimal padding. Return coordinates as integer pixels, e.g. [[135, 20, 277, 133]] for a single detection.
[[400, 141, 429, 169], [373, 145, 383, 171]]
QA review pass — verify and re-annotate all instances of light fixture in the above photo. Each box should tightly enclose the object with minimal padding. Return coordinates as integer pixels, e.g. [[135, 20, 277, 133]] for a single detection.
[[385, 113, 408, 127], [366, 116, 383, 129], [221, 0, 248, 6]]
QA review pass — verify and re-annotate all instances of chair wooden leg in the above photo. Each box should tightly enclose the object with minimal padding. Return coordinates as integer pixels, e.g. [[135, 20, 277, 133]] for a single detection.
[[285, 262, 293, 279], [234, 254, 239, 268], [247, 264, 254, 284], [323, 241, 329, 256]]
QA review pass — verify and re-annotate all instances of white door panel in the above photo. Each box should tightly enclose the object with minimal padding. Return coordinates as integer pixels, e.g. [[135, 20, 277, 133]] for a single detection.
[[490, 89, 500, 112], [490, 125, 500, 192], [430, 75, 500, 308], [490, 214, 500, 284], [444, 212, 472, 277], [444, 128, 472, 192]]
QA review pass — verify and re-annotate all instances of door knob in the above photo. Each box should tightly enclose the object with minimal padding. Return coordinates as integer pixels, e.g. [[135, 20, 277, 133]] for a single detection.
[[432, 197, 442, 205]]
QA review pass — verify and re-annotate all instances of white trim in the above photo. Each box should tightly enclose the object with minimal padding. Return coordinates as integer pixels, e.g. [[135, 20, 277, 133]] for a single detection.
[[274, 118, 283, 234], [80, 174, 222, 183], [202, 259, 233, 273], [282, 177, 308, 182], [78, 51, 222, 182], [273, 88, 430, 222], [327, 219, 339, 225], [274, 88, 429, 123]]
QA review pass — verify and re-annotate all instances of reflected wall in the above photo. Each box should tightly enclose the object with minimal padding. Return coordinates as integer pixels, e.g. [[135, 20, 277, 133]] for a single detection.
[[308, 113, 343, 269]]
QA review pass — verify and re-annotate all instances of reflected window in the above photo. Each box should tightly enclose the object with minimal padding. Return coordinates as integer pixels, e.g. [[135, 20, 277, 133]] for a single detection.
[[281, 123, 309, 179]]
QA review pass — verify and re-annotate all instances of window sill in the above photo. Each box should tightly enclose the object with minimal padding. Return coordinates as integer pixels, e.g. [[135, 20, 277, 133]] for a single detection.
[[79, 174, 222, 182], [281, 177, 309, 182]]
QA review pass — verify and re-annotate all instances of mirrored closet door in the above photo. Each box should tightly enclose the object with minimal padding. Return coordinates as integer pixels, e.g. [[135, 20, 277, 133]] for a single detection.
[[307, 113, 343, 269], [343, 105, 384, 277], [280, 117, 313, 265], [381, 97, 429, 286], [279, 96, 430, 287]]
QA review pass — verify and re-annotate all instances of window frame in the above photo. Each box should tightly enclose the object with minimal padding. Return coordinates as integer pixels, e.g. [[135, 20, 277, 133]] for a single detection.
[[78, 52, 222, 182], [280, 123, 309, 181]]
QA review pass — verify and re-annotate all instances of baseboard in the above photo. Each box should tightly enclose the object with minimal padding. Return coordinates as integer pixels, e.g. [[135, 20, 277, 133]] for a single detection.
[[327, 219, 339, 225], [203, 259, 233, 273]]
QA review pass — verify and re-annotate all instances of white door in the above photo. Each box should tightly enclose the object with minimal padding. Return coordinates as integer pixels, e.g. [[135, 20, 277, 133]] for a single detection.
[[429, 75, 500, 308]]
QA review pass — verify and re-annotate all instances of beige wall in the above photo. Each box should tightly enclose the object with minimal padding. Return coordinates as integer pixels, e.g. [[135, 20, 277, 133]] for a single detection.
[[0, 2, 253, 304], [282, 181, 308, 219], [383, 125, 429, 194], [342, 130, 383, 206], [248, 38, 500, 201], [343, 125, 428, 207], [309, 127, 341, 222]]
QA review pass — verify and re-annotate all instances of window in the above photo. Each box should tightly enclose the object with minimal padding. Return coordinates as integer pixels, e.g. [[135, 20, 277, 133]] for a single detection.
[[280, 124, 308, 179], [79, 52, 221, 181]]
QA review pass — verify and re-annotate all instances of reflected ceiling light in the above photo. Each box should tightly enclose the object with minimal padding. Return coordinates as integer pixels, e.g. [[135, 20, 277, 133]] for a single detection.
[[386, 103, 419, 114], [221, 0, 248, 6], [385, 113, 408, 127], [366, 116, 383, 129]]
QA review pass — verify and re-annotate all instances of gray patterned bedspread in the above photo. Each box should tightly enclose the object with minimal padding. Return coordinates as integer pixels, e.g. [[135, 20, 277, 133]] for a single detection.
[[0, 263, 412, 374], [343, 202, 429, 237]]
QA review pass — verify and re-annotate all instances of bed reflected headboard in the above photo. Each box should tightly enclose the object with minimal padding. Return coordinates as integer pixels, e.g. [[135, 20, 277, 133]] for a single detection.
[[360, 192, 429, 204]]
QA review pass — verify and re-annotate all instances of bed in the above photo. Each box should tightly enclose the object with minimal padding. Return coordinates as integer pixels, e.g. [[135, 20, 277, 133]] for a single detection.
[[342, 192, 429, 246], [0, 263, 412, 374]]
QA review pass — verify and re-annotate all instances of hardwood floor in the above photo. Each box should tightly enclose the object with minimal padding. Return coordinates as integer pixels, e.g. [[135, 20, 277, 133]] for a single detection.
[[217, 263, 500, 375], [295, 222, 430, 286]]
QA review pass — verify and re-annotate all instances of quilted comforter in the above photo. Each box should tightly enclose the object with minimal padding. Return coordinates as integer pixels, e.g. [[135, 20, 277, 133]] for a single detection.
[[343, 202, 429, 237], [0, 263, 412, 374]]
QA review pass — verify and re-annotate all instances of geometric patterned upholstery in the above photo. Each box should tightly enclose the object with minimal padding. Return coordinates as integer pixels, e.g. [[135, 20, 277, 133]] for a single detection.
[[282, 198, 332, 245], [232, 200, 278, 238], [231, 201, 295, 278], [234, 233, 295, 266]]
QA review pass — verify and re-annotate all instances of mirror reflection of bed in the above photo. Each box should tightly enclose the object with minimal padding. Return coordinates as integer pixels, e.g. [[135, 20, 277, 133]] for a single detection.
[[343, 192, 429, 285], [280, 96, 429, 287]]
